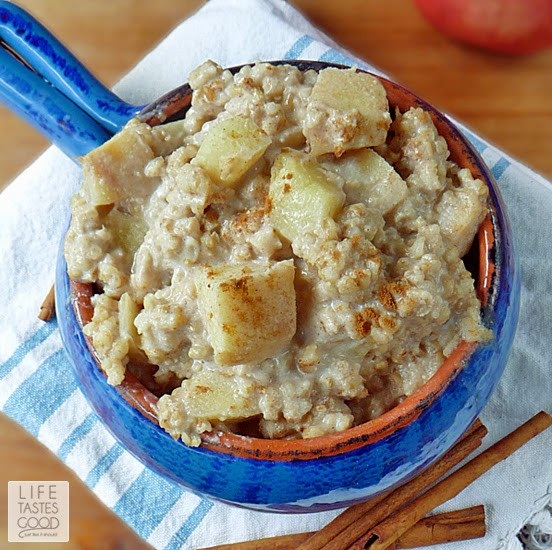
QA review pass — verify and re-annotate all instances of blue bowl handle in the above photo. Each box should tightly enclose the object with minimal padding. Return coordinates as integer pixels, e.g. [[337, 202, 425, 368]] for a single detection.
[[0, 1, 144, 159]]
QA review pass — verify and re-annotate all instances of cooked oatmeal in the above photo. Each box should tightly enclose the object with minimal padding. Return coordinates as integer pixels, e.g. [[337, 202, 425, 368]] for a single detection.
[[64, 61, 490, 446]]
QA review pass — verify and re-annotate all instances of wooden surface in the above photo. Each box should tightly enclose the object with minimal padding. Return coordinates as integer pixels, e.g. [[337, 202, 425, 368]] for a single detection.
[[0, 416, 152, 550], [1, 0, 551, 547]]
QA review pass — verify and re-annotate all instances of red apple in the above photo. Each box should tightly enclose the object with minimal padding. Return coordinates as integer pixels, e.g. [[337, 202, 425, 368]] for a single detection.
[[413, 0, 552, 55]]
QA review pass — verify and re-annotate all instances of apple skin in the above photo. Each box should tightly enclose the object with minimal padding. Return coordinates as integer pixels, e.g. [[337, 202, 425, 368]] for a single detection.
[[413, 0, 552, 55]]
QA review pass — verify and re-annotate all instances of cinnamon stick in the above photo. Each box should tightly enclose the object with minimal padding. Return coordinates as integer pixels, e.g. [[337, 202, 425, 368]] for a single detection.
[[199, 531, 311, 550], [358, 410, 552, 550], [393, 505, 486, 549], [38, 284, 55, 322], [298, 419, 487, 550], [198, 506, 486, 550]]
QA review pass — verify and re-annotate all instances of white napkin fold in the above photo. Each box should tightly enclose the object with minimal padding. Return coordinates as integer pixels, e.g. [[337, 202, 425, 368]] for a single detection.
[[1, 1, 551, 548]]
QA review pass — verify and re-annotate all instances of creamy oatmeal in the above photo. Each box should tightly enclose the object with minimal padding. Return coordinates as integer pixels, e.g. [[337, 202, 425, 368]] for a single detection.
[[64, 61, 490, 446]]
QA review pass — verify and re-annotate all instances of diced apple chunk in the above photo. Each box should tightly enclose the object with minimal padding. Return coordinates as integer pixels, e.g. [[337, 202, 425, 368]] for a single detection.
[[304, 68, 391, 156], [118, 292, 143, 360], [150, 119, 188, 156], [194, 116, 271, 187], [322, 149, 407, 214], [174, 371, 261, 422], [81, 121, 157, 205], [196, 260, 296, 365], [269, 151, 345, 242], [437, 183, 488, 257], [106, 208, 148, 257]]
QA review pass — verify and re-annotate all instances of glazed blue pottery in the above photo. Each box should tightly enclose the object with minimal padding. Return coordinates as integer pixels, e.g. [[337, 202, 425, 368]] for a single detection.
[[1, 1, 519, 511]]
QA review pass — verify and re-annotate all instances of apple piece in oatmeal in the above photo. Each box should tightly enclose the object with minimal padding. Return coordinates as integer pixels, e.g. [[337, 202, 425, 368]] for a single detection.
[[194, 116, 271, 187], [269, 150, 345, 243], [303, 67, 391, 157], [196, 260, 296, 366]]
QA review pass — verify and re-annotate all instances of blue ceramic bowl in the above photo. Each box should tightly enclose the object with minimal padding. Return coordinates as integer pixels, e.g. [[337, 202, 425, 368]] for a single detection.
[[0, 2, 519, 512], [57, 65, 519, 511]]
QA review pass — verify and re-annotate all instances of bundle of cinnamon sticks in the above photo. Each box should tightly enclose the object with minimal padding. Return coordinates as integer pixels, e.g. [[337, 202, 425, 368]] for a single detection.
[[201, 411, 552, 550]]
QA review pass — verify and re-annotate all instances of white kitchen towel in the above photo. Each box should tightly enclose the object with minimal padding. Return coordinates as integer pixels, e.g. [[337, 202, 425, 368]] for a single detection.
[[0, 1, 551, 549]]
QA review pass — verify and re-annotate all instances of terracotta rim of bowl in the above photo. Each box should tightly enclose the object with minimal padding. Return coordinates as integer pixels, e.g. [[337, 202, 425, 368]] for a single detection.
[[69, 61, 497, 461]]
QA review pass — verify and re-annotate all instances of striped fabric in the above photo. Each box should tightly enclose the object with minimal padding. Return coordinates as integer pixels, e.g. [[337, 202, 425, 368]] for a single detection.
[[2, 1, 551, 548]]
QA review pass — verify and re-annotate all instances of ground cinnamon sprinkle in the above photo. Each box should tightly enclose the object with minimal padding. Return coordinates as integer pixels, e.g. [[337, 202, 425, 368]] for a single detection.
[[389, 280, 408, 296], [378, 284, 397, 310], [233, 207, 266, 233], [379, 316, 397, 331], [355, 307, 380, 337]]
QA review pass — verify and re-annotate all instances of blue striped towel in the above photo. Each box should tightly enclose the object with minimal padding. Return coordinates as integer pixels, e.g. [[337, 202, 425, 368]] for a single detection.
[[1, 1, 551, 548]]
